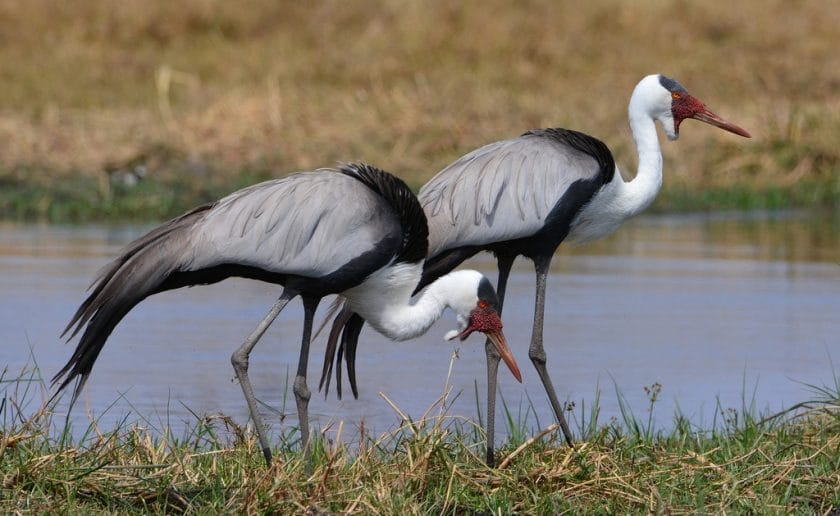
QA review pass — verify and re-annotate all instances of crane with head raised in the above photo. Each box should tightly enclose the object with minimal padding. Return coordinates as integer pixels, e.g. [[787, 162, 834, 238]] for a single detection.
[[322, 74, 751, 466]]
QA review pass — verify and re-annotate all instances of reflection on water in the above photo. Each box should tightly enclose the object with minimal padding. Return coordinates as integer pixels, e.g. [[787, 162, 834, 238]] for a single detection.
[[562, 209, 840, 264], [1, 210, 838, 444]]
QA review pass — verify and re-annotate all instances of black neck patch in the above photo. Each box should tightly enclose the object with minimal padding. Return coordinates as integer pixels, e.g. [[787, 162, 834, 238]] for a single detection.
[[337, 163, 429, 265], [659, 75, 687, 94]]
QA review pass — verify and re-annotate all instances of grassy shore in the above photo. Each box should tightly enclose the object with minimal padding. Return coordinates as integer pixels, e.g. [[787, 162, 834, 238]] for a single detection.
[[1, 1, 839, 222], [2, 361, 839, 514]]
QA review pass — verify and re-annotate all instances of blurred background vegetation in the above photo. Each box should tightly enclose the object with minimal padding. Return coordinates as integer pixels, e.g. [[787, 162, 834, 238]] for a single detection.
[[0, 0, 837, 221]]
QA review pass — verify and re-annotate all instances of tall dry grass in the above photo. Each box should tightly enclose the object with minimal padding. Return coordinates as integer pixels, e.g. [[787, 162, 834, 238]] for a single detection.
[[3, 353, 839, 513], [0, 0, 838, 197]]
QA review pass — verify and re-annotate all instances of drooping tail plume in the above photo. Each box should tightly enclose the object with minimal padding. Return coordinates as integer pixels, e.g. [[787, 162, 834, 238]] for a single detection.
[[50, 205, 210, 408]]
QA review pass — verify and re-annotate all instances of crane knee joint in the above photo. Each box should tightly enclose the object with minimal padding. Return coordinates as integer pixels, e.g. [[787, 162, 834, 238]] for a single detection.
[[231, 351, 249, 372], [293, 377, 311, 402], [529, 349, 547, 365]]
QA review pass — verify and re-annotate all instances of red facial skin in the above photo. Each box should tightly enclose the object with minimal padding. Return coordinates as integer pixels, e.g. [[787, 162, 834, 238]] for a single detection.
[[450, 299, 522, 382], [671, 92, 752, 138]]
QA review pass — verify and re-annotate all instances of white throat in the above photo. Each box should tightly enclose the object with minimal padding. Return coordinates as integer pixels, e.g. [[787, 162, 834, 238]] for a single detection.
[[621, 74, 669, 217]]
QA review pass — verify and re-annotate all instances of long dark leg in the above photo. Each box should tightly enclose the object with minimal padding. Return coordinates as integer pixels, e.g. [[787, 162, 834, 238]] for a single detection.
[[294, 296, 320, 470], [530, 256, 574, 447], [231, 290, 296, 466], [484, 253, 514, 467]]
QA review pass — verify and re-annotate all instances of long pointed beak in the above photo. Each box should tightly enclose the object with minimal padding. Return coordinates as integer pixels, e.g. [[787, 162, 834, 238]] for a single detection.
[[486, 330, 522, 383], [692, 108, 751, 138]]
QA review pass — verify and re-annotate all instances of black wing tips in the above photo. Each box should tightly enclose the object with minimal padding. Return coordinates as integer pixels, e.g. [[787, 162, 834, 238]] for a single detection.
[[319, 305, 363, 400], [319, 303, 353, 397], [337, 163, 429, 265], [523, 128, 616, 185]]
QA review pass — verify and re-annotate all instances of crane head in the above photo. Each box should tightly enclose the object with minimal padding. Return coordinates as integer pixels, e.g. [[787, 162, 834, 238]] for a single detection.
[[443, 273, 522, 382], [633, 74, 752, 141]]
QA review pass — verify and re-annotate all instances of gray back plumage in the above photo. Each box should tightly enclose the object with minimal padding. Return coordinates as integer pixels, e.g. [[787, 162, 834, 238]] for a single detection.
[[53, 164, 417, 405], [420, 128, 614, 258], [186, 168, 402, 278], [322, 130, 616, 399]]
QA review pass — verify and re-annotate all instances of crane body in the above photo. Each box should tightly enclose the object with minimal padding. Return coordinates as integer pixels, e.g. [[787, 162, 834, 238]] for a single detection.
[[52, 163, 522, 467], [323, 74, 751, 465]]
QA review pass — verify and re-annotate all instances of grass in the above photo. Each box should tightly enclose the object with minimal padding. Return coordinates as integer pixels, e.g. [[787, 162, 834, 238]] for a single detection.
[[2, 355, 839, 513], [1, 0, 839, 222]]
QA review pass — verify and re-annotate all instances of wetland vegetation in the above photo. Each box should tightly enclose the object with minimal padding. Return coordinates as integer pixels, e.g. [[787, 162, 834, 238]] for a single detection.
[[2, 1, 838, 512], [2, 359, 839, 513]]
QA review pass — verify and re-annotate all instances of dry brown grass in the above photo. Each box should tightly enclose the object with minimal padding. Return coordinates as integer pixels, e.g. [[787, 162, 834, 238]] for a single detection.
[[0, 0, 838, 195], [2, 351, 839, 512], [4, 397, 839, 513]]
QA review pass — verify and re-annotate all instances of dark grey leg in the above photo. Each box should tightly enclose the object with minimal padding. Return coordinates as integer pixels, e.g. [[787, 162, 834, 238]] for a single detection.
[[294, 296, 319, 471], [484, 253, 514, 467], [231, 290, 296, 466], [530, 256, 574, 447]]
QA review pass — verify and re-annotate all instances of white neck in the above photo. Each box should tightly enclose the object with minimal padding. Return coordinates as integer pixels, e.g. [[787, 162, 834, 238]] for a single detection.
[[343, 266, 474, 342], [618, 78, 667, 218]]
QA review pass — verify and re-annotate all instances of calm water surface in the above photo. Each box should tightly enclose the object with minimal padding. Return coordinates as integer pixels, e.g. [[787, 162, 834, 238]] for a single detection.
[[1, 210, 838, 444]]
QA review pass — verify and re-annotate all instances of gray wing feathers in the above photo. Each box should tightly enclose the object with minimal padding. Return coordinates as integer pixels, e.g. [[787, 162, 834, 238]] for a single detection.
[[187, 170, 396, 277], [420, 134, 603, 256]]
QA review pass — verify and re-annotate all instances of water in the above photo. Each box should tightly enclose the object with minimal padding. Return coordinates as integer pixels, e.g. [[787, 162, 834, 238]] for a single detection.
[[1, 211, 838, 445]]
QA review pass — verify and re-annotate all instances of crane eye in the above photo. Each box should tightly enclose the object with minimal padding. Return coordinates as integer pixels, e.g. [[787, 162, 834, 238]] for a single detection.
[[672, 92, 682, 100]]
